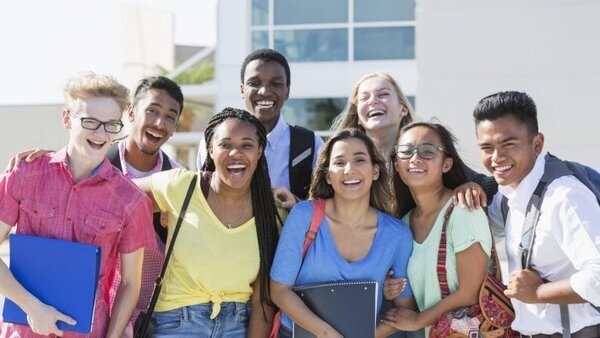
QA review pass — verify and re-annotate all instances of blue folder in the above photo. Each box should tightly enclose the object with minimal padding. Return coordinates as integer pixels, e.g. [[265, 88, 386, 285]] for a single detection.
[[2, 234, 101, 334], [292, 280, 378, 338]]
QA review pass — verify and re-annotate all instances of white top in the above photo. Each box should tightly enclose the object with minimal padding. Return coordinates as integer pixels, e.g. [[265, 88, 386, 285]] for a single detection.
[[489, 154, 600, 335], [197, 115, 324, 190]]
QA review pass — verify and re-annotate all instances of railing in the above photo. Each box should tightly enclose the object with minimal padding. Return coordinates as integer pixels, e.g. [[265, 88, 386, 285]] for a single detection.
[[165, 130, 332, 170]]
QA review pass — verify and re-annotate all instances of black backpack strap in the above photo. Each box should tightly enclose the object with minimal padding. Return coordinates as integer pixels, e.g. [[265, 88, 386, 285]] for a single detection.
[[160, 151, 173, 171], [152, 151, 173, 244], [289, 125, 315, 200], [107, 144, 122, 171]]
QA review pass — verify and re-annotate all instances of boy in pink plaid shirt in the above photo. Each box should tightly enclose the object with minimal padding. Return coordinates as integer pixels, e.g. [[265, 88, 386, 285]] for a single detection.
[[0, 73, 154, 338]]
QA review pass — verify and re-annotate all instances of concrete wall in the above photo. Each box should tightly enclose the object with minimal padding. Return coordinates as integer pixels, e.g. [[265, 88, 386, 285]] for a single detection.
[[417, 0, 600, 172], [0, 105, 67, 166]]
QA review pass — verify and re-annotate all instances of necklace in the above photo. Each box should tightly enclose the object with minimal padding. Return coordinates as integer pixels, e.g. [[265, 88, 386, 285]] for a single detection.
[[210, 191, 251, 229]]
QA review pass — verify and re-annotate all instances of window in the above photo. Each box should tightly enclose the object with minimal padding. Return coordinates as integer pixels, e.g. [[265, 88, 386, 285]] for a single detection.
[[282, 98, 347, 130], [251, 0, 415, 62], [275, 29, 347, 62], [354, 27, 414, 60]]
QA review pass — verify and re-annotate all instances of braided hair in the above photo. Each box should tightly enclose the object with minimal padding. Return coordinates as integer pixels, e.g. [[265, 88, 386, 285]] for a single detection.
[[202, 107, 280, 314]]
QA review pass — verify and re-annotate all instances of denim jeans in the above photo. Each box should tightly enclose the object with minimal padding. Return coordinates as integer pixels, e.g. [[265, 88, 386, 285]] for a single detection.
[[152, 302, 251, 338]]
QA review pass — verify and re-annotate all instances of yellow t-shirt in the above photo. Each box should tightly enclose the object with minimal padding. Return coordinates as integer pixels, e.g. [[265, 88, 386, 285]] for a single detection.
[[150, 169, 259, 318]]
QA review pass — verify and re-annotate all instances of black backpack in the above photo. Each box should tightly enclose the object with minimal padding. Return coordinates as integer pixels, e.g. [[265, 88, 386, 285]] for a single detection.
[[107, 144, 172, 244], [289, 125, 318, 200]]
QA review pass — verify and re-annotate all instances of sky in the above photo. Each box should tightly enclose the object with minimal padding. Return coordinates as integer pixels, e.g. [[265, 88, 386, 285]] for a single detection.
[[0, 0, 216, 105]]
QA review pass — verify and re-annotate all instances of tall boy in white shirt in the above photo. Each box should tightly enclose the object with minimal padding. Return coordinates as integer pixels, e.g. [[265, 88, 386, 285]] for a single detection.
[[474, 91, 600, 337]]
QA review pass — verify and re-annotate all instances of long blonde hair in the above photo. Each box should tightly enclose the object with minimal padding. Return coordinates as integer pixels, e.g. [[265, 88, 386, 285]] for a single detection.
[[331, 72, 415, 134]]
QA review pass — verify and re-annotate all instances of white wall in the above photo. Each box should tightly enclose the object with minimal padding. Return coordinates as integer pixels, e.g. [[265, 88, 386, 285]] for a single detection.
[[417, 0, 600, 171], [0, 105, 67, 166]]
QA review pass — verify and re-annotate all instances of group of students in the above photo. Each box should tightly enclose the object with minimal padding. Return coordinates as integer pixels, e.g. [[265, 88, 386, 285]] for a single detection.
[[0, 48, 598, 338]]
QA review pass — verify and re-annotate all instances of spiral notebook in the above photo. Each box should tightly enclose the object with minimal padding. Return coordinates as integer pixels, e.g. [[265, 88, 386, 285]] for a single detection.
[[2, 234, 101, 334], [292, 280, 378, 338]]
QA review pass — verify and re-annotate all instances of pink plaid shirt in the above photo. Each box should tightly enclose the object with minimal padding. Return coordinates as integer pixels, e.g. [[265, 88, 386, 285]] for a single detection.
[[109, 141, 182, 329], [0, 148, 154, 338]]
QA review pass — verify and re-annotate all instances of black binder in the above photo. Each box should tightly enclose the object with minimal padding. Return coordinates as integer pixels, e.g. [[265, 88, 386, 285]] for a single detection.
[[292, 281, 378, 338]]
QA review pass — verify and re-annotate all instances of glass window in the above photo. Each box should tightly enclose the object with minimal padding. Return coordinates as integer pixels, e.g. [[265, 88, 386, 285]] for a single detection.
[[252, 0, 268, 25], [282, 98, 347, 130], [275, 29, 348, 62], [252, 30, 269, 50], [354, 27, 414, 60], [274, 0, 347, 25], [354, 0, 415, 22]]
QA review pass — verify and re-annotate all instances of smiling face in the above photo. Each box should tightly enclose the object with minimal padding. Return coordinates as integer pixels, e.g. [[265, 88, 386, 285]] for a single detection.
[[395, 126, 453, 190], [356, 76, 406, 133], [129, 89, 181, 156], [64, 96, 122, 162], [476, 115, 544, 188], [326, 137, 379, 202], [240, 60, 290, 132], [208, 119, 263, 191]]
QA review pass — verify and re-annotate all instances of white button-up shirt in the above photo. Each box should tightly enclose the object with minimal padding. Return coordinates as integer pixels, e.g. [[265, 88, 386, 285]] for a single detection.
[[197, 115, 324, 190], [489, 154, 600, 335]]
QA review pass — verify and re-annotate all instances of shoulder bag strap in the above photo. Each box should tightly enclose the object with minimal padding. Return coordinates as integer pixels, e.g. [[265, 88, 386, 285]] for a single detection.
[[302, 199, 326, 256], [269, 198, 327, 338], [137, 174, 197, 336], [436, 203, 455, 299]]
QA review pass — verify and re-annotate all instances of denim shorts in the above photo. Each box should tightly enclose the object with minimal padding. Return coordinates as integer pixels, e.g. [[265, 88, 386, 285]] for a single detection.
[[152, 302, 251, 338]]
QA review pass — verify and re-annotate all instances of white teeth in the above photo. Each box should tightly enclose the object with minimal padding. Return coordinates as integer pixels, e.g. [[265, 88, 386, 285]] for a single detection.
[[494, 165, 512, 172], [343, 179, 361, 184], [368, 109, 385, 117], [146, 130, 163, 138], [89, 140, 105, 145], [227, 164, 246, 169], [408, 168, 425, 173], [256, 100, 274, 107]]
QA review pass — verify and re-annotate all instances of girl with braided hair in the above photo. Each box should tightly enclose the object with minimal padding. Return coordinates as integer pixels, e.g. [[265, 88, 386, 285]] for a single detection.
[[135, 107, 280, 337]]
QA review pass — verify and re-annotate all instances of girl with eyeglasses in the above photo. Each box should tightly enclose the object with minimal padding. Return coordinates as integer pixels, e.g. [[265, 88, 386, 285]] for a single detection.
[[332, 73, 497, 208], [380, 122, 492, 335]]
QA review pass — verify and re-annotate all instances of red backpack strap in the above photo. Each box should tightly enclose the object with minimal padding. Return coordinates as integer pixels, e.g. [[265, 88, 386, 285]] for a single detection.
[[302, 198, 326, 256], [436, 203, 455, 298], [269, 199, 327, 338]]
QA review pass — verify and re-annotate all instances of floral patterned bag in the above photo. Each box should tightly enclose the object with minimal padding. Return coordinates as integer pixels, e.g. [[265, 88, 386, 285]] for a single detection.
[[429, 204, 515, 338]]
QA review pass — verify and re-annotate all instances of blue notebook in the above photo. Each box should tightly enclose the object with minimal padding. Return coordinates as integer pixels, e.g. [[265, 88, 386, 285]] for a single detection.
[[2, 234, 101, 334], [292, 281, 378, 338]]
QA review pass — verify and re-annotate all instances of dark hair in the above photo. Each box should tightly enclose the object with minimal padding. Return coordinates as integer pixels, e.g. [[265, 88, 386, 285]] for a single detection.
[[240, 49, 291, 88], [392, 122, 467, 217], [132, 76, 184, 114], [309, 128, 393, 214], [201, 107, 280, 314], [473, 91, 538, 136]]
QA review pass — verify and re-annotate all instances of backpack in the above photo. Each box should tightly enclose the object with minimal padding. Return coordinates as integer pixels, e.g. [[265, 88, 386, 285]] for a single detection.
[[107, 144, 172, 244], [289, 124, 317, 200], [500, 153, 600, 337]]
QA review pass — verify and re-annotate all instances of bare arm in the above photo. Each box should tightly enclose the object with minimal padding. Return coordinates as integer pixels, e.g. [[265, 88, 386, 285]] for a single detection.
[[382, 243, 488, 331], [0, 222, 76, 336], [105, 248, 143, 338], [376, 296, 417, 338], [132, 177, 160, 212], [247, 279, 276, 338], [270, 279, 342, 338]]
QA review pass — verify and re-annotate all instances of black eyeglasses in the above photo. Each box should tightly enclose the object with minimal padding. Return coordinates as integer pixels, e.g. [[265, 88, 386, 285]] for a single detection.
[[395, 143, 446, 160], [70, 113, 124, 134]]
